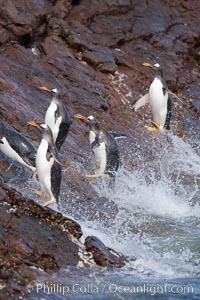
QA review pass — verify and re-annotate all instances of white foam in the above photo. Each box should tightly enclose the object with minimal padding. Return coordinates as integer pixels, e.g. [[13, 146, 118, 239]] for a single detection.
[[82, 134, 200, 279]]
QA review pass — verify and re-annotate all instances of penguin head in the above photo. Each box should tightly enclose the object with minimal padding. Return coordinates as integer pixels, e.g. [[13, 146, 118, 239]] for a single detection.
[[51, 88, 58, 94], [87, 115, 97, 123], [28, 121, 51, 137], [40, 123, 49, 131], [39, 86, 60, 97], [74, 114, 98, 124], [28, 121, 61, 163], [74, 114, 101, 132], [87, 116, 101, 132], [39, 124, 55, 146], [143, 62, 163, 77], [153, 63, 160, 69]]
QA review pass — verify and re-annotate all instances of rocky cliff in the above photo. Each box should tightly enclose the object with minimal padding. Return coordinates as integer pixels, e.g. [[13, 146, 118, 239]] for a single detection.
[[0, 0, 200, 298]]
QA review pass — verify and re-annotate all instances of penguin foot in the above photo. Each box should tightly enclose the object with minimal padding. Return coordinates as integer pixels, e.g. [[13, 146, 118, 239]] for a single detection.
[[144, 125, 159, 132], [86, 173, 104, 179], [43, 199, 56, 207], [152, 122, 161, 129], [32, 189, 47, 200]]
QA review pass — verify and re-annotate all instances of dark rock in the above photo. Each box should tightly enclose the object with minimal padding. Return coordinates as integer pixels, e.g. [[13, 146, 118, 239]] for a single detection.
[[0, 182, 92, 299], [85, 236, 127, 268], [183, 82, 200, 101], [0, 188, 6, 201], [100, 62, 117, 74], [0, 0, 200, 297], [192, 100, 200, 113], [82, 46, 117, 74]]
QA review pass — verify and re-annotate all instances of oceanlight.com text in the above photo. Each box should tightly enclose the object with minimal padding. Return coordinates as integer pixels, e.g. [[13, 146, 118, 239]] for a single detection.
[[26, 281, 194, 296]]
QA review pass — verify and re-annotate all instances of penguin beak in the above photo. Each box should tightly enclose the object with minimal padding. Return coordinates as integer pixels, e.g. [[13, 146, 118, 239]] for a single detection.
[[143, 62, 153, 68], [27, 121, 40, 129], [39, 86, 52, 93], [74, 114, 88, 123]]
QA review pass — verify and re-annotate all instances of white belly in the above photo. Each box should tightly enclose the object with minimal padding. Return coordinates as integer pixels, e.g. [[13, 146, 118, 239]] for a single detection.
[[89, 131, 95, 144], [149, 78, 168, 128], [89, 131, 107, 174], [94, 142, 107, 174], [45, 102, 62, 143], [0, 137, 35, 172], [36, 139, 54, 199]]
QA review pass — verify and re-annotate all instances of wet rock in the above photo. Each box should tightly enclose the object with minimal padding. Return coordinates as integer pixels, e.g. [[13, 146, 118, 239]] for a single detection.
[[0, 0, 200, 297], [0, 188, 6, 201], [0, 182, 90, 299], [85, 236, 127, 268], [192, 101, 200, 113], [66, 25, 97, 50], [82, 46, 117, 74], [59, 168, 118, 226]]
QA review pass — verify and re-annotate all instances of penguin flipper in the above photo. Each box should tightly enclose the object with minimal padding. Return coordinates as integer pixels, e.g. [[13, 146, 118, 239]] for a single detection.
[[132, 93, 149, 111], [91, 137, 100, 152], [55, 121, 70, 150], [5, 133, 36, 167], [109, 132, 129, 139], [48, 145, 63, 166], [51, 162, 62, 202]]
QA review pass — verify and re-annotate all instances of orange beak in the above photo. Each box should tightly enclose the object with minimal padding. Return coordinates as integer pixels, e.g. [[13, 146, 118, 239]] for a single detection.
[[143, 62, 153, 68], [74, 114, 88, 122], [39, 86, 52, 93], [27, 121, 40, 129]]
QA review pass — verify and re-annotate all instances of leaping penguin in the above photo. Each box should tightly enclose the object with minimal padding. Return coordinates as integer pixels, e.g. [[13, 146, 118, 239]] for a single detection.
[[39, 87, 71, 150], [74, 114, 120, 180], [132, 62, 172, 132], [28, 121, 62, 207], [0, 121, 36, 175]]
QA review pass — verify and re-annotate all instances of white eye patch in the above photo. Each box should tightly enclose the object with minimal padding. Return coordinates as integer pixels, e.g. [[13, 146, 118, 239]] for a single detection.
[[41, 124, 48, 129], [87, 115, 94, 121], [154, 63, 160, 68], [51, 88, 58, 93]]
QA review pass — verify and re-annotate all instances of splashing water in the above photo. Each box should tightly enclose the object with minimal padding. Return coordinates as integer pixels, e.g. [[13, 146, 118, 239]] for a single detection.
[[79, 134, 200, 281], [9, 133, 200, 299]]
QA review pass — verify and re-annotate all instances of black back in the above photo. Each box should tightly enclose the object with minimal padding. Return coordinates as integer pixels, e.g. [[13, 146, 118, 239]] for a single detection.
[[53, 92, 71, 150], [0, 122, 36, 167], [103, 130, 120, 177], [55, 103, 71, 150], [164, 96, 172, 130], [51, 162, 62, 201]]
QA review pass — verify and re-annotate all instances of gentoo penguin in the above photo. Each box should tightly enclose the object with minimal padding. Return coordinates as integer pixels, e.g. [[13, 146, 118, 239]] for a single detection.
[[28, 121, 62, 207], [132, 62, 172, 132], [0, 121, 36, 175], [39, 86, 71, 150], [74, 114, 120, 179]]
